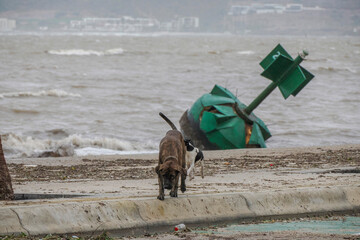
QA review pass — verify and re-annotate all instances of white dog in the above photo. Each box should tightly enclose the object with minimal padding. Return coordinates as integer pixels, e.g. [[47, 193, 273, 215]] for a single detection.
[[184, 139, 204, 181]]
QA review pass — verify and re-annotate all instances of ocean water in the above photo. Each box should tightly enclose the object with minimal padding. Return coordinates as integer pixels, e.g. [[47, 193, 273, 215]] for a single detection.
[[0, 32, 359, 158]]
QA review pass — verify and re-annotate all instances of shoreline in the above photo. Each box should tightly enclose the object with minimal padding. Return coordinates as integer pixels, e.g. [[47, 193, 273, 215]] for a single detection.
[[8, 143, 360, 163], [6, 144, 359, 199]]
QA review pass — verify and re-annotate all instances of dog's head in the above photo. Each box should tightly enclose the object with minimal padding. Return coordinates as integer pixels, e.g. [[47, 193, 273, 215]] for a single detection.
[[185, 139, 204, 163], [157, 158, 187, 178]]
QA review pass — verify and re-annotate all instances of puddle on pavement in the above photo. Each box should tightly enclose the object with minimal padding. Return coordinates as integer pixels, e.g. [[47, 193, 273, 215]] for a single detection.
[[194, 217, 360, 236], [14, 193, 88, 200]]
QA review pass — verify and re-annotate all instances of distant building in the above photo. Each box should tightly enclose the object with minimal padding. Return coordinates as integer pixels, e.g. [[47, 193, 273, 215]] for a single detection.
[[69, 16, 199, 32], [180, 17, 199, 29], [159, 17, 199, 31], [0, 18, 16, 31], [285, 4, 303, 12], [228, 3, 302, 15], [69, 17, 159, 32], [228, 6, 251, 15]]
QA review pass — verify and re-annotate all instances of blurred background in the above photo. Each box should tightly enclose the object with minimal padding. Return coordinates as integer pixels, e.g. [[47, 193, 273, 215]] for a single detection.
[[0, 0, 359, 35], [0, 0, 359, 158]]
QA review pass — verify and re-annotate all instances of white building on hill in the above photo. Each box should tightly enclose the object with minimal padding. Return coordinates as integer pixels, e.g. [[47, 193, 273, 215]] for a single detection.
[[0, 18, 16, 31]]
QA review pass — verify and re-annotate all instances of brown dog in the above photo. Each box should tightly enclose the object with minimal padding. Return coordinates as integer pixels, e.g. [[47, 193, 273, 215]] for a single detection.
[[155, 113, 187, 200]]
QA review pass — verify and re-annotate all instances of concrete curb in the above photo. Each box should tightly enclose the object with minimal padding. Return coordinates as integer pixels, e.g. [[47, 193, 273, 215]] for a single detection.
[[1, 186, 359, 237]]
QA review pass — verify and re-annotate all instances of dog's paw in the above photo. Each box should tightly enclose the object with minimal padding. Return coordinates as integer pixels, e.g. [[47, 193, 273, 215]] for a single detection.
[[170, 191, 178, 197], [157, 194, 165, 200], [181, 185, 186, 193]]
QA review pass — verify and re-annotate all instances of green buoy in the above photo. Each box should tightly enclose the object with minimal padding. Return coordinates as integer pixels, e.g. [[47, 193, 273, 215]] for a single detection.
[[179, 44, 314, 150]]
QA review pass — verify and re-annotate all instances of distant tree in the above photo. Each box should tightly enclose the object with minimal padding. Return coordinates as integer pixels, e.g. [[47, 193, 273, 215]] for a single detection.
[[0, 135, 14, 200]]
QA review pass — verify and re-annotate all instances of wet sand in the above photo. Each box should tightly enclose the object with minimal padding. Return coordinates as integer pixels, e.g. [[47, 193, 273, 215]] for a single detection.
[[7, 144, 360, 198]]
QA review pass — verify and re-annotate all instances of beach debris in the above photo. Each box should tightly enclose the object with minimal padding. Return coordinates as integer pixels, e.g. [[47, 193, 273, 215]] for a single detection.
[[174, 223, 187, 231], [180, 44, 314, 150]]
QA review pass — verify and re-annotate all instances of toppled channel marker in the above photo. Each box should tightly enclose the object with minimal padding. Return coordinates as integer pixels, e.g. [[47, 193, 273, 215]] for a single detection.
[[180, 44, 314, 150]]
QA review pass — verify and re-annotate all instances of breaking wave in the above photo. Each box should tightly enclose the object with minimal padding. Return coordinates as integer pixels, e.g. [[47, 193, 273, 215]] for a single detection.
[[46, 48, 124, 56], [1, 133, 157, 158], [0, 89, 81, 99], [237, 50, 255, 55]]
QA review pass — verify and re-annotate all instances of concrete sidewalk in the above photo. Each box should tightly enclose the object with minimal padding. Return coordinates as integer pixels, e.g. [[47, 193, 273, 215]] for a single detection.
[[1, 186, 359, 237]]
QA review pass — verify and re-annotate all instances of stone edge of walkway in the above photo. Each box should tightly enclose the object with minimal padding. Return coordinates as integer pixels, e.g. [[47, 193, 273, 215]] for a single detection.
[[0, 186, 359, 237]]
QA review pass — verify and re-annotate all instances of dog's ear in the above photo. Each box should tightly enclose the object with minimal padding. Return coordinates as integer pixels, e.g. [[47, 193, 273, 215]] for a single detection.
[[195, 150, 204, 162], [184, 139, 195, 151], [175, 165, 187, 176], [159, 164, 169, 174]]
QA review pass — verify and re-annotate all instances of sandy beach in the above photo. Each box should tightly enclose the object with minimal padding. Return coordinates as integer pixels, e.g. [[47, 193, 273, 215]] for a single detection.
[[7, 144, 360, 199]]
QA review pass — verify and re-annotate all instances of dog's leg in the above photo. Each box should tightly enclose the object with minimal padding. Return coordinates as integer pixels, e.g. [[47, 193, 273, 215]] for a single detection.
[[200, 160, 204, 179], [190, 165, 195, 180], [180, 172, 186, 193], [187, 160, 195, 181], [157, 174, 165, 200], [155, 166, 165, 200], [170, 174, 180, 197]]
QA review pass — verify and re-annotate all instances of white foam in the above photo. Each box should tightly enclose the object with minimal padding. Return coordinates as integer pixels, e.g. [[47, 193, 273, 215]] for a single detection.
[[104, 48, 124, 55], [74, 147, 158, 156], [47, 48, 124, 56], [1, 133, 157, 158], [345, 67, 357, 74], [74, 147, 126, 156], [237, 50, 255, 55], [66, 134, 136, 150], [0, 89, 81, 98], [48, 49, 101, 56]]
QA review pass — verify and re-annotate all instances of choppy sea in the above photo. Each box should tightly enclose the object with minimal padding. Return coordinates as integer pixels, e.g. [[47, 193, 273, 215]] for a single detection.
[[1, 32, 359, 158]]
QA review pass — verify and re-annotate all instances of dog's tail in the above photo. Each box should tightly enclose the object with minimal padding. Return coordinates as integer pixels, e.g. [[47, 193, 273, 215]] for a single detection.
[[159, 112, 177, 130]]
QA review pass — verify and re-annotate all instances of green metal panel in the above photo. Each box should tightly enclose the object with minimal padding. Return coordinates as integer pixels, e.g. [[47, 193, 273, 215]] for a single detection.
[[200, 111, 218, 132], [213, 105, 237, 117], [249, 123, 266, 148], [189, 97, 205, 121], [204, 117, 246, 149], [278, 66, 306, 99], [206, 131, 235, 149], [252, 117, 271, 141], [219, 121, 246, 148], [291, 66, 315, 96], [210, 84, 236, 98], [261, 54, 294, 83], [201, 94, 235, 107], [260, 43, 292, 70]]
